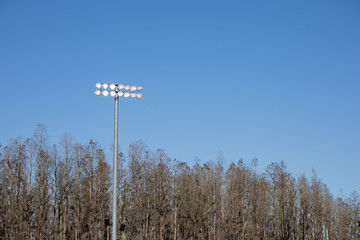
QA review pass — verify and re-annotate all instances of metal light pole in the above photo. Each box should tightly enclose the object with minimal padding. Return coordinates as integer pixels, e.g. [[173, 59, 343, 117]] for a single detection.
[[112, 89, 119, 240], [95, 83, 143, 240]]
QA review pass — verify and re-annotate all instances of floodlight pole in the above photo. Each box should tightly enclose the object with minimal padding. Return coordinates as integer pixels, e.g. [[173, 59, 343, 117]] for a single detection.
[[94, 83, 143, 240], [112, 88, 119, 240]]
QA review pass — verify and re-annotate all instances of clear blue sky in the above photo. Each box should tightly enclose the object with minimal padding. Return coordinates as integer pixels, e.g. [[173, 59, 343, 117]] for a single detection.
[[0, 1, 359, 196]]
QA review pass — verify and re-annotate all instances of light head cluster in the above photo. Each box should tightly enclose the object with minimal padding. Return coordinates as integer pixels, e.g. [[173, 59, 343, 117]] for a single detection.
[[95, 83, 143, 99]]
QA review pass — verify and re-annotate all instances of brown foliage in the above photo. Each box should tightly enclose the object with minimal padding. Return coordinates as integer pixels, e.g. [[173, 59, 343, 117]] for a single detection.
[[0, 127, 359, 239]]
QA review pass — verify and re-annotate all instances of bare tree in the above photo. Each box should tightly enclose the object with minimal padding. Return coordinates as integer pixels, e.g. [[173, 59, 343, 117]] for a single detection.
[[297, 175, 311, 240], [32, 124, 53, 240], [323, 185, 335, 239], [347, 191, 360, 239], [56, 133, 75, 240], [224, 160, 248, 240], [94, 146, 111, 239], [310, 171, 324, 240], [266, 161, 296, 240], [334, 197, 352, 239], [0, 138, 31, 239]]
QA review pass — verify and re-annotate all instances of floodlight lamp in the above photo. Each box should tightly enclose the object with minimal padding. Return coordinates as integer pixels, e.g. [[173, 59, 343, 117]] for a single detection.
[[119, 84, 125, 90], [136, 86, 143, 91], [95, 90, 101, 96], [124, 92, 130, 98], [103, 90, 109, 96], [124, 85, 130, 91], [118, 92, 124, 97], [136, 94, 143, 99], [130, 93, 136, 98], [102, 83, 109, 89], [130, 86, 137, 92], [96, 83, 102, 89], [110, 91, 116, 97], [110, 84, 116, 90]]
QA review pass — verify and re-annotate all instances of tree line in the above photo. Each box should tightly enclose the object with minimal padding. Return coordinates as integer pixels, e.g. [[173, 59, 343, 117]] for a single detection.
[[0, 124, 359, 240]]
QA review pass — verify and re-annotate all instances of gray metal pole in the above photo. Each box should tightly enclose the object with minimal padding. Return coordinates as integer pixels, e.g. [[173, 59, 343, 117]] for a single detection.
[[112, 92, 119, 240]]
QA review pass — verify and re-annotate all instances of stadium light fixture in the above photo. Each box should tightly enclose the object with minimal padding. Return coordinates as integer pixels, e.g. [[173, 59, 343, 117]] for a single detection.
[[94, 82, 143, 240], [95, 83, 144, 100]]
